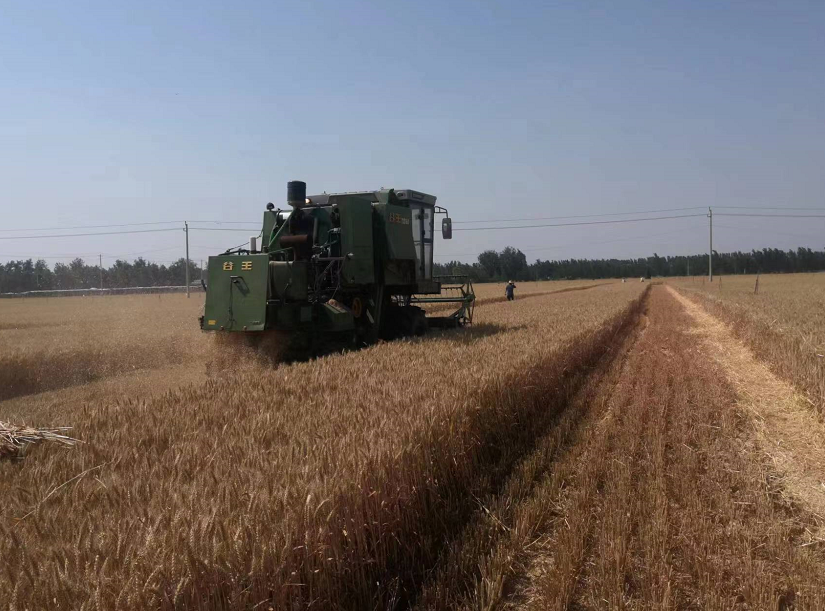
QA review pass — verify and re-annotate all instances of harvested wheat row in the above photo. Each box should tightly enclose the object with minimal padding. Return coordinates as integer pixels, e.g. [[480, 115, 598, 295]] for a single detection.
[[670, 273, 825, 414]]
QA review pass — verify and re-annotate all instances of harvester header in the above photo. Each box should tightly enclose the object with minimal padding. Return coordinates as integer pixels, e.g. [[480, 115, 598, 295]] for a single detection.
[[200, 182, 474, 349]]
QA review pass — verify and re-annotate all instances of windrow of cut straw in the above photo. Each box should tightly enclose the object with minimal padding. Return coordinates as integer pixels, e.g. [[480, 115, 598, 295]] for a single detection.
[[670, 273, 825, 415], [0, 421, 77, 460]]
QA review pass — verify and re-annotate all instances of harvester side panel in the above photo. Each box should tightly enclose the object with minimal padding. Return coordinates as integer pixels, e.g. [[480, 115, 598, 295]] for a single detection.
[[376, 204, 416, 260], [203, 254, 269, 331], [376, 203, 417, 287], [339, 197, 375, 285]]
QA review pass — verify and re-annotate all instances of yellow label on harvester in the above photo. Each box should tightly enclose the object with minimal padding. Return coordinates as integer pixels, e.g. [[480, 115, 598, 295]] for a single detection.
[[223, 262, 234, 271], [207, 319, 216, 325], [388, 212, 410, 225], [241, 261, 252, 270]]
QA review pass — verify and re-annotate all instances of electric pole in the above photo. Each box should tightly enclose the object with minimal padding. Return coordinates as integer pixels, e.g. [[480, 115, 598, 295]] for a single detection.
[[708, 207, 713, 282], [99, 254, 103, 289], [184, 221, 190, 298]]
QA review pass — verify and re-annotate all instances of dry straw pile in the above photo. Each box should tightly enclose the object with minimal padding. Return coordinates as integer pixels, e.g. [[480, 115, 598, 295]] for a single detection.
[[0, 421, 77, 460]]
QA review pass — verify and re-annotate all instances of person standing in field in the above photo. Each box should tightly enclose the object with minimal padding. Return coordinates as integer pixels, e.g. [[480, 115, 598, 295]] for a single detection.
[[505, 280, 516, 301]]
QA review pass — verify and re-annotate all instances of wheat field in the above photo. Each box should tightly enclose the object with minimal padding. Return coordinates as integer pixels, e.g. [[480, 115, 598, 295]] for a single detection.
[[3, 277, 825, 609], [669, 273, 825, 414]]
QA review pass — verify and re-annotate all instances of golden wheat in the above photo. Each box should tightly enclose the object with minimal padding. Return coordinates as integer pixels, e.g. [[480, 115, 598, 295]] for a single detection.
[[417, 287, 825, 610], [670, 273, 825, 413], [0, 293, 208, 401], [0, 283, 645, 609], [6, 279, 824, 609]]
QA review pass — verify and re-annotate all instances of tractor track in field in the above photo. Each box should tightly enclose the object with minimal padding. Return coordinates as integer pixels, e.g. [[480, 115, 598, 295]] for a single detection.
[[417, 285, 825, 609], [295, 287, 652, 610], [478, 281, 615, 308], [669, 286, 825, 534], [481, 282, 613, 305], [411, 288, 650, 610], [426, 282, 615, 316]]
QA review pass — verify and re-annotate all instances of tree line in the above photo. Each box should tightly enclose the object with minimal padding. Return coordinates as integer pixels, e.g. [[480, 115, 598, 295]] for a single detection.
[[2, 245, 824, 293], [0, 258, 202, 294], [434, 246, 825, 282]]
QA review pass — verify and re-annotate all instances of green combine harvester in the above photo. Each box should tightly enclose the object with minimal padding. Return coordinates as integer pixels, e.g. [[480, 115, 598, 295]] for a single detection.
[[200, 181, 474, 351]]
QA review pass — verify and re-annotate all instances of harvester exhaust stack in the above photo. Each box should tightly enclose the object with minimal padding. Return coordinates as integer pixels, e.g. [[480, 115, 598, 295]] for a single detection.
[[287, 180, 307, 209]]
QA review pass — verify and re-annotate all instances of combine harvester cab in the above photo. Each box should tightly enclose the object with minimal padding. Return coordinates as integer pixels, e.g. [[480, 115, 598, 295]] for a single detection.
[[201, 181, 474, 349]]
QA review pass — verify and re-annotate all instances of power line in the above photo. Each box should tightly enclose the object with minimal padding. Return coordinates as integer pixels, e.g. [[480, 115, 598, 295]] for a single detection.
[[525, 222, 708, 254], [452, 210, 825, 235], [452, 206, 707, 225], [0, 251, 103, 258], [436, 222, 708, 259], [0, 220, 260, 233], [716, 205, 825, 211], [2, 204, 820, 234], [188, 227, 261, 232], [0, 226, 263, 240], [187, 220, 260, 225], [0, 228, 182, 240], [104, 246, 183, 258], [0, 221, 184, 233], [3, 206, 821, 258], [0, 242, 243, 261], [715, 213, 825, 218], [453, 213, 707, 232], [714, 223, 825, 242], [0, 254, 91, 260]]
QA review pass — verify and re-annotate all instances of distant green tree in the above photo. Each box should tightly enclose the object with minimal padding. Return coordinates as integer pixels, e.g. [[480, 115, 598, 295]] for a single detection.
[[477, 250, 500, 280], [499, 247, 528, 281]]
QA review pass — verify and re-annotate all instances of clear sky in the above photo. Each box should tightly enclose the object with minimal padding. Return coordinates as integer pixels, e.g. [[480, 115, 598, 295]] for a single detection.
[[1, 0, 823, 266]]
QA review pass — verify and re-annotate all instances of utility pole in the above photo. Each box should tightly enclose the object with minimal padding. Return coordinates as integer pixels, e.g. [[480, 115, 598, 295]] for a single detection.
[[708, 207, 713, 282], [184, 221, 190, 298], [99, 254, 103, 289], [687, 258, 690, 277]]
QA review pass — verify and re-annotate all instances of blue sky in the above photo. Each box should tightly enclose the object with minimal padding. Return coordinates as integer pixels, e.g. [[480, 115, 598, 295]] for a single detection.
[[1, 0, 823, 265]]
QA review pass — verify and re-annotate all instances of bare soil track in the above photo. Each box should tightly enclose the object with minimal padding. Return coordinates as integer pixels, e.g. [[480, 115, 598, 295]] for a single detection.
[[425, 281, 613, 315]]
